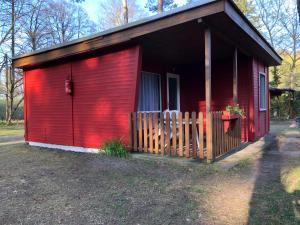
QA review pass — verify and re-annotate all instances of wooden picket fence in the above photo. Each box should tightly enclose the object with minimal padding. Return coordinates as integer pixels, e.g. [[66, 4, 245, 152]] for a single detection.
[[210, 111, 242, 160], [128, 111, 242, 162], [128, 112, 205, 159]]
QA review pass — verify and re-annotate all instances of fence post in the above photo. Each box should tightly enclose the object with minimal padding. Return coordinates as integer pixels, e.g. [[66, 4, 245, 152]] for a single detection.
[[192, 112, 197, 159], [128, 113, 133, 151], [133, 112, 137, 151], [206, 112, 214, 163], [165, 112, 170, 155], [143, 112, 148, 153], [184, 112, 190, 158], [138, 113, 143, 152], [198, 112, 204, 160], [160, 112, 165, 155]]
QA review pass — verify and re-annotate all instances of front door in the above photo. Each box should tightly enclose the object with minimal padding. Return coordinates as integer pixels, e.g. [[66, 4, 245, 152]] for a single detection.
[[167, 73, 180, 112]]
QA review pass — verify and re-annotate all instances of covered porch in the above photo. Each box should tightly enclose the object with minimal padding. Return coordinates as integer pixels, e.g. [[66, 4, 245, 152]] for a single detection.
[[129, 17, 251, 162]]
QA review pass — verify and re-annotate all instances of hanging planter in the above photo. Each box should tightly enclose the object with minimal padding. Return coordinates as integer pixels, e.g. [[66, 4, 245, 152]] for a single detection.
[[222, 111, 240, 120], [222, 104, 245, 133], [222, 111, 239, 133]]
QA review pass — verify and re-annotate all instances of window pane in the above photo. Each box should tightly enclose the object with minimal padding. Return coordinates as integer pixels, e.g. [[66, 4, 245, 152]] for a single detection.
[[138, 72, 160, 111], [168, 77, 178, 110], [260, 74, 266, 109]]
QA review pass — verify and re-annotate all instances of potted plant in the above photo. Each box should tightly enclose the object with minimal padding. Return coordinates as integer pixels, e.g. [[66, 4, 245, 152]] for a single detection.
[[222, 104, 245, 120], [222, 104, 245, 132]]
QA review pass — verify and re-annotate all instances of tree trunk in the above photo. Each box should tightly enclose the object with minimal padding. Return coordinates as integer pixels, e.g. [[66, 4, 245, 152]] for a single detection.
[[6, 0, 16, 125], [5, 57, 9, 124], [157, 0, 163, 13], [298, 0, 300, 21], [272, 66, 280, 86], [122, 0, 128, 24]]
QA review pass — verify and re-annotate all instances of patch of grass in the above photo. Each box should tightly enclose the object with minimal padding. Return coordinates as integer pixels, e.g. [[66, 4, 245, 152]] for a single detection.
[[185, 185, 207, 194], [0, 122, 24, 136], [101, 139, 129, 158], [282, 166, 300, 194], [229, 157, 253, 172]]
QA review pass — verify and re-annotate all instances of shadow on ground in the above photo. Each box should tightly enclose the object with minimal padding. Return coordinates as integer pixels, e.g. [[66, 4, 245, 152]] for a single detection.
[[247, 132, 300, 224]]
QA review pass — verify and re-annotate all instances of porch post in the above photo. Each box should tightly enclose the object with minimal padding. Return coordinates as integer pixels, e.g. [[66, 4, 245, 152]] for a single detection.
[[205, 28, 211, 113], [205, 28, 213, 163], [233, 47, 238, 104]]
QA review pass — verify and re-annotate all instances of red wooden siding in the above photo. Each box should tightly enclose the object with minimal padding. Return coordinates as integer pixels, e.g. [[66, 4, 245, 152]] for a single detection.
[[72, 46, 141, 148], [252, 58, 269, 139], [24, 46, 141, 148], [237, 55, 252, 141], [25, 64, 73, 145]]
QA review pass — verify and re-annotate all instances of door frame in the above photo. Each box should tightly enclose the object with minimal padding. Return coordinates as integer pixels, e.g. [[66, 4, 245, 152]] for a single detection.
[[166, 73, 180, 112]]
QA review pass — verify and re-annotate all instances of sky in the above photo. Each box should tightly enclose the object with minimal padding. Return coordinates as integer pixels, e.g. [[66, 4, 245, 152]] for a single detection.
[[81, 0, 187, 23]]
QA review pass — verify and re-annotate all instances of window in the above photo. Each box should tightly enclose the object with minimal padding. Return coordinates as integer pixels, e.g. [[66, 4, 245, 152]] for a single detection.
[[259, 73, 266, 110], [167, 73, 180, 111], [138, 71, 161, 112]]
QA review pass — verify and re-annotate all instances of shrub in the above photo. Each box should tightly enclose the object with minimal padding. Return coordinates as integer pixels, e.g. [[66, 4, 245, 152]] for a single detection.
[[101, 139, 129, 158]]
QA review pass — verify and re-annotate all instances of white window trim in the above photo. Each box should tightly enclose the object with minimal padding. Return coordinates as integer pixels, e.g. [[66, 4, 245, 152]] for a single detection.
[[166, 73, 180, 112], [259, 72, 267, 111], [138, 71, 162, 113]]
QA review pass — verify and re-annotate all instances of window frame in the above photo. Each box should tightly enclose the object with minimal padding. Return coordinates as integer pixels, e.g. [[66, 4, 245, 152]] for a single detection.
[[137, 71, 162, 113], [259, 72, 267, 111]]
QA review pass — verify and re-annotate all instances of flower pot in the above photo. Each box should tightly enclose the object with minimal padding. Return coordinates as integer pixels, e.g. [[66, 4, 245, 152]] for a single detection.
[[222, 111, 239, 133], [221, 111, 240, 121]]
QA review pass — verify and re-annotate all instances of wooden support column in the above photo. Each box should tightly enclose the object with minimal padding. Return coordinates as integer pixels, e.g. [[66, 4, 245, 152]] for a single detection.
[[233, 47, 238, 104], [205, 28, 214, 163], [205, 28, 212, 114]]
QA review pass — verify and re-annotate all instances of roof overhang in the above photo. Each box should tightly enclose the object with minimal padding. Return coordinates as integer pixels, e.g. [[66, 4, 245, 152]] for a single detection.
[[13, 0, 281, 69]]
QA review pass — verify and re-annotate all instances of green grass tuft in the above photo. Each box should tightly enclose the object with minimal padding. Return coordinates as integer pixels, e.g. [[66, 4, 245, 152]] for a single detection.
[[101, 139, 129, 158], [0, 121, 24, 136]]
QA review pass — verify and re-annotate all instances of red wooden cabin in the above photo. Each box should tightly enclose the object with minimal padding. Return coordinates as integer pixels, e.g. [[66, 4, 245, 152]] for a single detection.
[[14, 0, 281, 153]]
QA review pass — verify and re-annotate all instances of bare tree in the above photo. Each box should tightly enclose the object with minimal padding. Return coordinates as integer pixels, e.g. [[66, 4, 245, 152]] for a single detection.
[[98, 0, 147, 30], [0, 0, 25, 124], [45, 0, 95, 44], [19, 0, 50, 51], [145, 0, 176, 13], [280, 2, 300, 90], [45, 1, 77, 44], [74, 4, 97, 39], [255, 0, 284, 86], [0, 2, 12, 47]]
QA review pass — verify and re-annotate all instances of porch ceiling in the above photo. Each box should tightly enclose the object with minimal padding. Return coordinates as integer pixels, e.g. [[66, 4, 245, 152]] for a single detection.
[[140, 20, 234, 65]]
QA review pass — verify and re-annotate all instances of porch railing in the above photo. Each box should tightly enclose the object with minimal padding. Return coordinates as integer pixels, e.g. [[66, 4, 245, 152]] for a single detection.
[[128, 111, 242, 163], [210, 111, 242, 161]]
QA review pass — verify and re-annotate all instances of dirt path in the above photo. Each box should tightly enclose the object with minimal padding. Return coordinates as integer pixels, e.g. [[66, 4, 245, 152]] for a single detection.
[[195, 121, 300, 225], [0, 135, 23, 143]]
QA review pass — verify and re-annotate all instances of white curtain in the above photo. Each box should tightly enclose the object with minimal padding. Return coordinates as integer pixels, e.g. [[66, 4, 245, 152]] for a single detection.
[[138, 72, 161, 111]]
